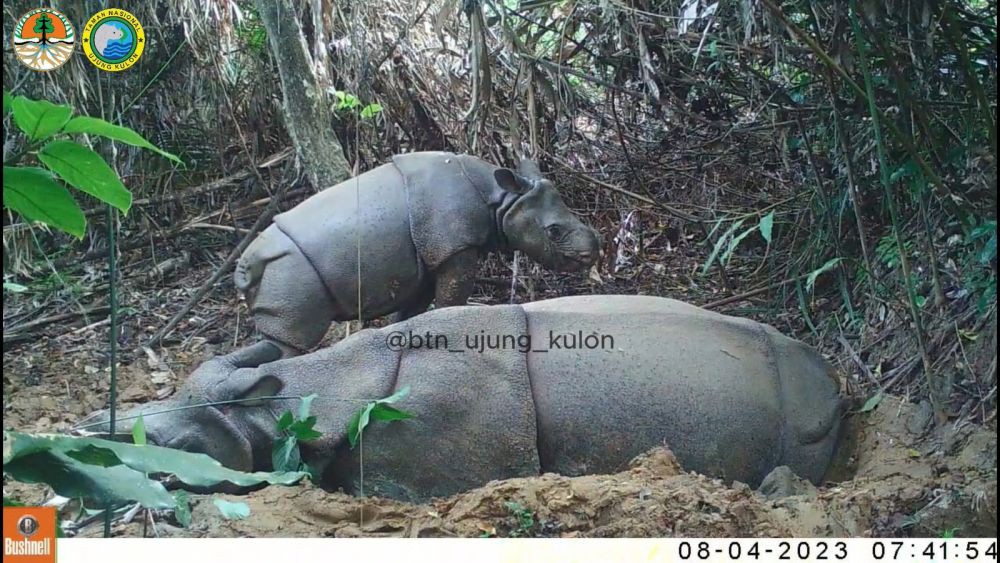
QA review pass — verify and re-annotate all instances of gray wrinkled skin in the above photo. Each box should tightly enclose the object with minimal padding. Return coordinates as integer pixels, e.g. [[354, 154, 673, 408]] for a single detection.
[[233, 152, 601, 354], [102, 296, 843, 503]]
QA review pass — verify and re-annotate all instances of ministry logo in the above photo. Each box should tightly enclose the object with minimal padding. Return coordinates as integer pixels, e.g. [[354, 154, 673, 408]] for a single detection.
[[11, 8, 76, 71]]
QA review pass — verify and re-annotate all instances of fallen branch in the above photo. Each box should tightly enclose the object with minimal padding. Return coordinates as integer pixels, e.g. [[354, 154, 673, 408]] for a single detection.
[[4, 305, 111, 339]]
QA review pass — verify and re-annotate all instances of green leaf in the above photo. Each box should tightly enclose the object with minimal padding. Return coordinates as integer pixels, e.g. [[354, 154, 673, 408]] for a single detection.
[[758, 211, 774, 244], [61, 116, 182, 164], [213, 499, 251, 520], [2, 166, 86, 238], [5, 449, 174, 508], [4, 282, 29, 293], [720, 224, 757, 266], [132, 415, 147, 446], [298, 394, 317, 420], [10, 96, 73, 141], [702, 219, 746, 275], [347, 386, 414, 448], [368, 404, 416, 423], [288, 417, 321, 441], [173, 491, 192, 528], [38, 140, 132, 213], [360, 103, 383, 119], [3, 91, 12, 115], [276, 411, 294, 432], [271, 436, 301, 473], [859, 391, 883, 413], [805, 257, 843, 293], [4, 432, 307, 493]]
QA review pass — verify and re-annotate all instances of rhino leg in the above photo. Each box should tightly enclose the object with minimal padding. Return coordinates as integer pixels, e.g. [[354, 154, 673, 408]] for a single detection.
[[432, 247, 478, 308], [392, 284, 434, 323], [247, 230, 337, 355]]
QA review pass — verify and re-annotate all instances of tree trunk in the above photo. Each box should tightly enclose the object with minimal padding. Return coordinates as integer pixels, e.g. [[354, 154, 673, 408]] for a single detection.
[[254, 0, 351, 190]]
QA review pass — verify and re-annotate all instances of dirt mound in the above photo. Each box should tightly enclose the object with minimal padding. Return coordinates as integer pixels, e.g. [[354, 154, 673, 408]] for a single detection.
[[60, 397, 994, 538]]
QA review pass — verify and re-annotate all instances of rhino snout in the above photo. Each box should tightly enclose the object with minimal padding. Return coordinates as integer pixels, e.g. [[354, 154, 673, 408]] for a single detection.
[[556, 227, 601, 272]]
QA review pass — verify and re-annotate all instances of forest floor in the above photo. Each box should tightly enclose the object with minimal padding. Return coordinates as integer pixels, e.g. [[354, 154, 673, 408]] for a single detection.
[[3, 233, 997, 538]]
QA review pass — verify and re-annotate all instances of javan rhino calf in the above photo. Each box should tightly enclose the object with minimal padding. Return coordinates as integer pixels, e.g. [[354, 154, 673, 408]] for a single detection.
[[106, 295, 843, 503], [234, 152, 601, 356]]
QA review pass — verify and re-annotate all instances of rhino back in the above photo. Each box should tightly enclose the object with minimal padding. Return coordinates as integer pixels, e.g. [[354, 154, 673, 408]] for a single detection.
[[521, 295, 789, 486], [329, 304, 540, 502], [393, 152, 498, 269], [274, 162, 424, 319]]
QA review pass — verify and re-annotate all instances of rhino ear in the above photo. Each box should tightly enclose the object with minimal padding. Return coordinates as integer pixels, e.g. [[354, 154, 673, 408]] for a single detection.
[[225, 341, 283, 369], [494, 169, 533, 195], [233, 374, 284, 406]]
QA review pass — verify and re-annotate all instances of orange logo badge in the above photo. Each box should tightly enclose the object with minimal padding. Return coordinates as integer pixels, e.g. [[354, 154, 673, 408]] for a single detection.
[[11, 8, 76, 71], [2, 506, 56, 563]]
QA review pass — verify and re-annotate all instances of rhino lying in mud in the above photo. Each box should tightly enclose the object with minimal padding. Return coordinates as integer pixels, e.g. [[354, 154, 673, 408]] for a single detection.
[[234, 151, 601, 356], [104, 295, 843, 503]]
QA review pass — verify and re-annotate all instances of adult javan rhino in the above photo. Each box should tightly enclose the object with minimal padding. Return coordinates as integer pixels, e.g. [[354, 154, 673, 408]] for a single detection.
[[234, 151, 601, 356], [101, 296, 843, 503]]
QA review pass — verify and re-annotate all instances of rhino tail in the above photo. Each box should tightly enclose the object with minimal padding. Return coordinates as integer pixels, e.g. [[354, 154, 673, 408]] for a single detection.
[[234, 225, 287, 295]]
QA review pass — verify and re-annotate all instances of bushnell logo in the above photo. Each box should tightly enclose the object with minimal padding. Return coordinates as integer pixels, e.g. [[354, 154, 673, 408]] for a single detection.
[[3, 507, 56, 563]]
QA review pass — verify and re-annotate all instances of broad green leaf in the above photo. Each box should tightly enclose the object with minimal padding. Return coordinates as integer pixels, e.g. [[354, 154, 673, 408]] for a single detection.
[[758, 211, 774, 244], [3, 91, 12, 115], [132, 415, 147, 446], [38, 140, 132, 213], [288, 417, 321, 441], [368, 404, 415, 423], [173, 491, 192, 528], [213, 499, 251, 520], [10, 96, 73, 141], [2, 166, 86, 237], [61, 116, 182, 163], [805, 257, 843, 293], [5, 449, 174, 508], [271, 436, 301, 473], [347, 386, 414, 448], [4, 432, 307, 490], [276, 411, 294, 432], [859, 391, 883, 413]]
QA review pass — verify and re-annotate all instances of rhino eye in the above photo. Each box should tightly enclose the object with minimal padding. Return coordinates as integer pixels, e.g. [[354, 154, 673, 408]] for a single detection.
[[545, 225, 563, 238]]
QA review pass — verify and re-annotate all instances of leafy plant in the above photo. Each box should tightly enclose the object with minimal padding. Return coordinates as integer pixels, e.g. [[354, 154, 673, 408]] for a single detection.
[[805, 257, 843, 293], [272, 394, 322, 474], [504, 501, 537, 537], [331, 89, 383, 121], [3, 432, 306, 511], [346, 386, 415, 448], [702, 212, 774, 275], [2, 92, 180, 237]]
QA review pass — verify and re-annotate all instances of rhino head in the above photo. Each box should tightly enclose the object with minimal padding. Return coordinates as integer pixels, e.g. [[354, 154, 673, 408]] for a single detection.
[[86, 338, 394, 474], [493, 158, 601, 272]]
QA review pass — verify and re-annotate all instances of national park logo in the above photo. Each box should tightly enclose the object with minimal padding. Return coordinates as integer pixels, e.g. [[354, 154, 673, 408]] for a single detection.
[[81, 9, 145, 72], [11, 8, 76, 71]]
